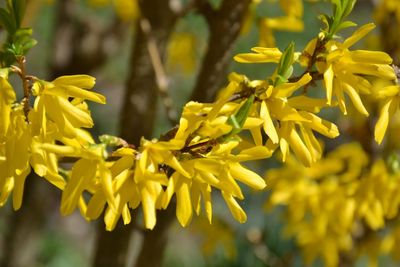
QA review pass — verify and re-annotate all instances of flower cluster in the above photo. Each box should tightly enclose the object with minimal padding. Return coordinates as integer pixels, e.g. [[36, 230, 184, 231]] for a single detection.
[[2, 0, 400, 242], [0, 72, 105, 211], [44, 97, 272, 230], [265, 143, 400, 267]]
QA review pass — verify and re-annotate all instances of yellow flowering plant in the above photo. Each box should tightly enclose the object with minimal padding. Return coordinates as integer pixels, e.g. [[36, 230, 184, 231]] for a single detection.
[[2, 0, 400, 266]]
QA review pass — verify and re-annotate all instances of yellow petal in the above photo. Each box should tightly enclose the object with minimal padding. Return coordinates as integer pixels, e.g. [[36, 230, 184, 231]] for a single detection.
[[334, 79, 347, 114], [161, 172, 178, 209], [274, 73, 312, 98], [375, 85, 400, 99], [200, 184, 212, 223], [375, 98, 396, 144], [229, 162, 266, 190], [122, 205, 131, 225], [269, 98, 310, 122], [342, 83, 369, 116], [234, 146, 274, 161], [260, 101, 279, 143], [287, 96, 328, 113], [0, 177, 14, 207], [324, 64, 334, 105], [208, 81, 238, 120], [222, 192, 247, 223], [166, 154, 191, 178], [99, 163, 117, 211], [61, 159, 96, 215], [176, 179, 193, 227], [50, 84, 106, 104], [299, 111, 339, 138], [234, 47, 282, 63], [350, 50, 392, 64], [287, 124, 313, 166], [87, 192, 107, 219], [12, 166, 30, 210], [343, 23, 375, 49], [299, 126, 322, 162], [0, 77, 16, 137], [104, 207, 120, 231], [249, 127, 263, 146], [141, 185, 157, 230], [278, 123, 290, 162], [52, 75, 96, 89]]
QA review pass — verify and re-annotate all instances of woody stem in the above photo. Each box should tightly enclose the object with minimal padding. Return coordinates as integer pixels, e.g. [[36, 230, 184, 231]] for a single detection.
[[16, 56, 31, 120]]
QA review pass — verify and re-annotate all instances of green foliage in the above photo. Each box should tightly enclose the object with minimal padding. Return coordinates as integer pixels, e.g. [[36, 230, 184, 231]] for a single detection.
[[319, 0, 357, 39], [0, 0, 36, 66], [225, 94, 255, 138], [275, 42, 295, 86]]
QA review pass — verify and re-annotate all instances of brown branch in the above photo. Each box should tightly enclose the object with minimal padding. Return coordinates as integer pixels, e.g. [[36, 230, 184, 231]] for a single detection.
[[133, 203, 176, 267], [94, 1, 179, 267], [190, 0, 252, 103], [12, 57, 33, 120], [139, 18, 178, 126]]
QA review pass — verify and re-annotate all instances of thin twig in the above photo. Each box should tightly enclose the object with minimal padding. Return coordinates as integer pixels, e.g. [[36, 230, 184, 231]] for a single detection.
[[139, 18, 178, 126], [14, 56, 32, 121]]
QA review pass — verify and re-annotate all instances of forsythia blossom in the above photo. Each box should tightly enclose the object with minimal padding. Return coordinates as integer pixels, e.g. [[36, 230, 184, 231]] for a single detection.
[[266, 144, 400, 267]]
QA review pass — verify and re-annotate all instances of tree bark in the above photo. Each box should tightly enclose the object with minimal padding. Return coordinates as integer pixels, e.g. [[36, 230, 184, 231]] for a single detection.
[[129, 1, 252, 267], [92, 1, 177, 266], [133, 204, 176, 267], [190, 0, 251, 103], [119, 0, 177, 143]]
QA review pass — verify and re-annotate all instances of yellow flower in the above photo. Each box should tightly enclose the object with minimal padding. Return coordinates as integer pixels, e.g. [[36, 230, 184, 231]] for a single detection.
[[374, 85, 400, 144], [234, 47, 282, 63], [0, 76, 15, 139], [32, 75, 106, 138], [0, 107, 31, 210], [237, 72, 338, 165], [265, 142, 400, 266], [319, 23, 395, 114], [162, 139, 269, 226], [30, 135, 66, 190]]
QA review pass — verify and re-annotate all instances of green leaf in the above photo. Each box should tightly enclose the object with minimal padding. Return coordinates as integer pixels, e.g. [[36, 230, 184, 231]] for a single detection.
[[342, 0, 356, 18], [9, 27, 35, 56], [280, 42, 295, 73], [326, 0, 357, 39], [21, 38, 37, 53], [227, 115, 240, 132], [224, 95, 255, 138], [332, 0, 342, 20], [318, 14, 332, 31], [235, 94, 255, 128], [336, 20, 357, 32], [275, 42, 295, 86]]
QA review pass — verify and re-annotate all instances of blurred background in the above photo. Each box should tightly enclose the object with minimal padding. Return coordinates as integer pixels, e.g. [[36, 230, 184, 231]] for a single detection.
[[1, 0, 399, 266]]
